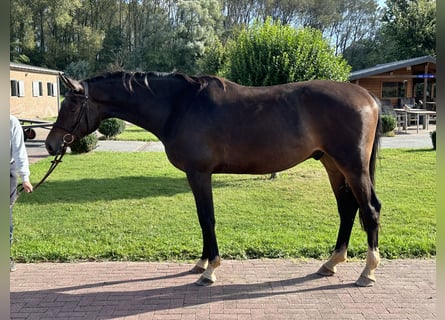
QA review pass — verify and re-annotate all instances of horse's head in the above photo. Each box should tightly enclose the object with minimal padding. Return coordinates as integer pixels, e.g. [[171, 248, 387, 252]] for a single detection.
[[46, 73, 100, 155]]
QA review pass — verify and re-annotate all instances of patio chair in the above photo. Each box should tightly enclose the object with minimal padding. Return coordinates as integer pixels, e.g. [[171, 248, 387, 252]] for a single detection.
[[399, 97, 419, 128]]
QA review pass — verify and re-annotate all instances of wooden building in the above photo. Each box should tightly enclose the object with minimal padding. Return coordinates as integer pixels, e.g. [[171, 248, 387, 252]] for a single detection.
[[10, 62, 61, 119], [349, 56, 436, 109]]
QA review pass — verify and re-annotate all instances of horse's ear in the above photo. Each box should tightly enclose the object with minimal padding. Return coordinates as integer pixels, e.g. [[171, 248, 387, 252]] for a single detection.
[[59, 72, 84, 93]]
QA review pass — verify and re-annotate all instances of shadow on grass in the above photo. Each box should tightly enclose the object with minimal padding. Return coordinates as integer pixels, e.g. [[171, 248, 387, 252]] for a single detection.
[[19, 176, 188, 204], [19, 175, 265, 204], [403, 148, 435, 153]]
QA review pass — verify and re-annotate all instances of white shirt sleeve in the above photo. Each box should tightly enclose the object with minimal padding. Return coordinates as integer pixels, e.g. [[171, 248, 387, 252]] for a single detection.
[[10, 115, 31, 182]]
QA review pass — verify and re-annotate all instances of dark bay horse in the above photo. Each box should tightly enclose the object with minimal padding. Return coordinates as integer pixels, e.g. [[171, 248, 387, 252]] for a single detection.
[[46, 71, 382, 287]]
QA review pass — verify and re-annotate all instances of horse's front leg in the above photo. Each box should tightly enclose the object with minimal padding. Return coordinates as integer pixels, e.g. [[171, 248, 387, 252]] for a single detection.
[[186, 171, 221, 286]]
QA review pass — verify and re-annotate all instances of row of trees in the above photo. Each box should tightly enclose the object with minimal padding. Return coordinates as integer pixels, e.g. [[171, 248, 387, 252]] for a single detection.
[[10, 0, 436, 79]]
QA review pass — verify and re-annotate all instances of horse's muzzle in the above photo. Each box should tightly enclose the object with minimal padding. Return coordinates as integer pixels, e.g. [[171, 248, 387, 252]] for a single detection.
[[45, 141, 59, 156]]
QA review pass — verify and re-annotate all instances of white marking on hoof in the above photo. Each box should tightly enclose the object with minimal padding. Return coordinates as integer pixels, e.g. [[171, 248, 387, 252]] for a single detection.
[[317, 264, 336, 276], [318, 246, 347, 276], [195, 264, 217, 285], [357, 247, 380, 286], [194, 257, 220, 285], [190, 259, 208, 274]]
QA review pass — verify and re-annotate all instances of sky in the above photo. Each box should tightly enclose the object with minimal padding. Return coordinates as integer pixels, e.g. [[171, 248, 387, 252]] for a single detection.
[[377, 0, 387, 8]]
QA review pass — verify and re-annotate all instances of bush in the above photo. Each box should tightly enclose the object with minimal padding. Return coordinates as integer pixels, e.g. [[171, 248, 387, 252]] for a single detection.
[[98, 118, 126, 139], [198, 37, 226, 75], [70, 133, 98, 154], [381, 115, 396, 134], [430, 130, 436, 150], [221, 17, 351, 85]]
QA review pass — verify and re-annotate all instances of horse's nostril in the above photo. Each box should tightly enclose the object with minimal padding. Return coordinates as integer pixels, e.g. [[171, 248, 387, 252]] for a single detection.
[[45, 143, 55, 155]]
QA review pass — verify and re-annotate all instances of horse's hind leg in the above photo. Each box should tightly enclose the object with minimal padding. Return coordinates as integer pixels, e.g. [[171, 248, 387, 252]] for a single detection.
[[317, 156, 359, 276], [354, 181, 381, 287], [342, 170, 381, 287]]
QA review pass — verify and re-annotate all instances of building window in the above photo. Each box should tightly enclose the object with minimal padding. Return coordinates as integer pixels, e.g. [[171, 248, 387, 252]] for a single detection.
[[382, 82, 406, 98], [47, 82, 57, 96], [11, 80, 18, 96], [32, 81, 43, 97], [11, 80, 25, 97]]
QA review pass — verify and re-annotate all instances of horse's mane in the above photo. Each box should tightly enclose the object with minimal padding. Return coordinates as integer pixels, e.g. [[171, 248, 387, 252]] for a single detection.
[[88, 71, 226, 94]]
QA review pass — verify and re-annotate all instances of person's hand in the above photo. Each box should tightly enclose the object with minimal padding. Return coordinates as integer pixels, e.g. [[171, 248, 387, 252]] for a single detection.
[[22, 181, 33, 193]]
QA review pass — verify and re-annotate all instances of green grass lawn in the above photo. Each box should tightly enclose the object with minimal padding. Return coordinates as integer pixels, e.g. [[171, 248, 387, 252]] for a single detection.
[[99, 123, 159, 142], [12, 148, 436, 262], [112, 124, 158, 142]]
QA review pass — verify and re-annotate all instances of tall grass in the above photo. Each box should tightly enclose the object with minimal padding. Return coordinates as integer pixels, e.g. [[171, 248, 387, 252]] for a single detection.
[[12, 149, 435, 262]]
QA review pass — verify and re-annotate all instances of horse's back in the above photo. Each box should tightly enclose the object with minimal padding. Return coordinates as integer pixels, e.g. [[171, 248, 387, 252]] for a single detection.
[[214, 79, 379, 149]]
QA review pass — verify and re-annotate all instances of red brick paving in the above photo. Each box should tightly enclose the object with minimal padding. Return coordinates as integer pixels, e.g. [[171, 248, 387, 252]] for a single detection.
[[10, 258, 435, 319]]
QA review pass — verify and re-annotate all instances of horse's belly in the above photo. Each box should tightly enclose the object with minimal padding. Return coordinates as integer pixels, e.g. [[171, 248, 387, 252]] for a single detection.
[[215, 147, 310, 174]]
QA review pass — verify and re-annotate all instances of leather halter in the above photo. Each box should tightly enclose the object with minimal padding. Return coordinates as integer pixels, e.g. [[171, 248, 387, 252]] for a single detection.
[[52, 81, 90, 144]]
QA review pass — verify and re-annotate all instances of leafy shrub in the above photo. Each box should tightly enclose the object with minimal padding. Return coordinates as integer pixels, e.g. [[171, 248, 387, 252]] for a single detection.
[[70, 133, 98, 154], [198, 37, 226, 75], [430, 130, 436, 150], [221, 17, 351, 85], [381, 115, 396, 134], [98, 118, 126, 139]]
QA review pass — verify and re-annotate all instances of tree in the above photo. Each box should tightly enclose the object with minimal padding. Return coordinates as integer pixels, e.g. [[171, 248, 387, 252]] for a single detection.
[[169, 0, 224, 73], [197, 37, 226, 75], [122, 0, 223, 73], [220, 18, 351, 86], [342, 37, 384, 71], [10, 0, 35, 63], [64, 60, 91, 79], [11, 0, 386, 76], [222, 0, 261, 32], [125, 1, 175, 71], [10, 0, 105, 71], [380, 0, 435, 61], [297, 0, 341, 30], [325, 0, 381, 55], [260, 0, 303, 25], [96, 26, 127, 72]]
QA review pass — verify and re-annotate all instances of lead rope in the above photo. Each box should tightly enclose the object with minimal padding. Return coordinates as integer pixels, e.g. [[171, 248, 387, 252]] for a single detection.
[[9, 138, 71, 208]]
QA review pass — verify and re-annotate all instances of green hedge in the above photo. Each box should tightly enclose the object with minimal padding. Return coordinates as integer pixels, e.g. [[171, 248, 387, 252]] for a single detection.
[[98, 118, 126, 139], [70, 134, 98, 154]]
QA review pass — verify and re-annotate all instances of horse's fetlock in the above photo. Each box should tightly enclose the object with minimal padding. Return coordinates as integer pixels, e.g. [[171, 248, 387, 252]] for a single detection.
[[209, 256, 221, 268]]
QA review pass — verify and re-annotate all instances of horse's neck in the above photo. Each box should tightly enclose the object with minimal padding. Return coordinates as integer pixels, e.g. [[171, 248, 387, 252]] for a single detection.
[[98, 85, 176, 140]]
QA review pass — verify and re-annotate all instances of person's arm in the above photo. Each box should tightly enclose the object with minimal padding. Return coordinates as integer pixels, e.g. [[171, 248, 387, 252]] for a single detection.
[[10, 116, 33, 192]]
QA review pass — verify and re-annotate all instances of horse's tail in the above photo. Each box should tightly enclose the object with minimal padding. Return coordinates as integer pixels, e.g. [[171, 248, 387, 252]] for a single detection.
[[369, 93, 382, 186]]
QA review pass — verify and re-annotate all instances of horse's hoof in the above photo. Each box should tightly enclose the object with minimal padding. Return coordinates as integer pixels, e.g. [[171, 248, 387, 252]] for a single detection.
[[195, 275, 214, 286], [355, 275, 376, 287], [190, 265, 206, 274], [316, 265, 335, 276]]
